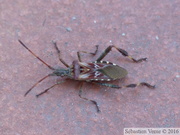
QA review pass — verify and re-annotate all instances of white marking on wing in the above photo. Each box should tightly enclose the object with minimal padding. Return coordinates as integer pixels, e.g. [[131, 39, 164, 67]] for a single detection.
[[94, 63, 100, 69], [95, 71, 101, 78], [79, 74, 90, 79]]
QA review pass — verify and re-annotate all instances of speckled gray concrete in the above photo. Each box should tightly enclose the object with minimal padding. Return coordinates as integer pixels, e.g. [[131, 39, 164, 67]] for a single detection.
[[0, 0, 179, 135]]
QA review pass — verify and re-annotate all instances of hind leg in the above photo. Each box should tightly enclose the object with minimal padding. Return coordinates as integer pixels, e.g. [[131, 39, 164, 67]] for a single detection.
[[96, 45, 147, 63]]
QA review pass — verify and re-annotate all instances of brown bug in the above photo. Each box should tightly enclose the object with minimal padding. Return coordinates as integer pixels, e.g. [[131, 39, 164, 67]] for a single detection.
[[18, 40, 155, 112]]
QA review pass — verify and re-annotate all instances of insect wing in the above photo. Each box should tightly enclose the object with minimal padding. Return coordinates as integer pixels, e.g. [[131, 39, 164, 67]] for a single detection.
[[98, 65, 128, 80], [78, 62, 122, 81]]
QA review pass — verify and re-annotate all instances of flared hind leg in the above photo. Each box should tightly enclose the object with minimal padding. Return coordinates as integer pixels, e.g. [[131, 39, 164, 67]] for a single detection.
[[77, 45, 99, 62], [78, 82, 100, 112], [96, 45, 147, 63]]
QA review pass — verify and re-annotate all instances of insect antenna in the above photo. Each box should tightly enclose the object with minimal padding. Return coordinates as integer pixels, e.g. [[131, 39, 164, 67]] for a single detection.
[[18, 40, 55, 70], [24, 74, 52, 96]]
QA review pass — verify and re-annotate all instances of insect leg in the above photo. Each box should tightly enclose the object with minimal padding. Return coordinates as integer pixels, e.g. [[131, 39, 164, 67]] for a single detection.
[[78, 82, 100, 112], [52, 41, 69, 67], [93, 82, 121, 88], [36, 81, 65, 97], [96, 45, 147, 63], [77, 45, 99, 62], [123, 82, 155, 89], [94, 82, 155, 89]]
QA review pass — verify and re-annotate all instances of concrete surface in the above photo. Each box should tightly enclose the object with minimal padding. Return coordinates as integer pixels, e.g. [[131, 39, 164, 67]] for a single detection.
[[0, 0, 179, 135]]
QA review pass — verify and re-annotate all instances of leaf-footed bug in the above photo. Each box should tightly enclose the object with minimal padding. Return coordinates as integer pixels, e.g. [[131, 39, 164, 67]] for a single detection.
[[18, 40, 155, 112]]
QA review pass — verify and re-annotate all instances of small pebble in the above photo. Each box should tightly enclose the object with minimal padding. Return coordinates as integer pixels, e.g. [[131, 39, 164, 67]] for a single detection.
[[66, 27, 72, 32], [122, 33, 126, 36], [156, 36, 159, 40]]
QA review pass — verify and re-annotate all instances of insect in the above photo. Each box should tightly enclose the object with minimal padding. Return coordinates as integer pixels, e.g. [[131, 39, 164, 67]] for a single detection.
[[18, 40, 155, 112]]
